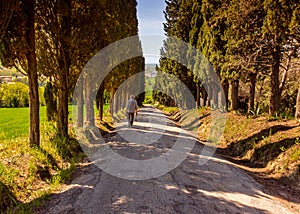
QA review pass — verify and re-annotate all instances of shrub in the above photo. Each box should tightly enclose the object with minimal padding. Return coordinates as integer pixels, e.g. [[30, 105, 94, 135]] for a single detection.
[[0, 82, 29, 107], [143, 96, 154, 104]]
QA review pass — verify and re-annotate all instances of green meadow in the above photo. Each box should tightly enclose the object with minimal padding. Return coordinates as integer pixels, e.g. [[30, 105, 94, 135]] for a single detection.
[[0, 104, 110, 141], [0, 107, 47, 140]]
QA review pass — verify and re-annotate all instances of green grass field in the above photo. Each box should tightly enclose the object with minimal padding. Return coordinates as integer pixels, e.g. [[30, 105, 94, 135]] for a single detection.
[[0, 107, 47, 140], [0, 104, 110, 141]]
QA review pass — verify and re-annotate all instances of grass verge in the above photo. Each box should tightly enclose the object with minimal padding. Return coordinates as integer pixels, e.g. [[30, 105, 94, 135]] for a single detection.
[[197, 109, 300, 190], [157, 105, 300, 190], [0, 106, 106, 213]]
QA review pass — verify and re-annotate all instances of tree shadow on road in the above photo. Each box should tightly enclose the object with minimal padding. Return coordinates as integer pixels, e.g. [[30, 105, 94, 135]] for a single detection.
[[33, 139, 297, 212], [32, 108, 298, 213], [32, 149, 285, 213]]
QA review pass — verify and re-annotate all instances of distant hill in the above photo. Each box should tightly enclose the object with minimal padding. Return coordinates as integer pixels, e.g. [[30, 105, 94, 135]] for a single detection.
[[0, 67, 24, 77], [145, 64, 157, 77]]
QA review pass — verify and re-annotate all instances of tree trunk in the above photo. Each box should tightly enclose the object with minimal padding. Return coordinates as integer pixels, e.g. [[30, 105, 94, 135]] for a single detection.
[[231, 80, 239, 110], [44, 81, 57, 121], [122, 89, 126, 109], [85, 80, 95, 126], [110, 88, 115, 115], [255, 77, 265, 113], [222, 79, 229, 109], [76, 75, 83, 127], [25, 0, 40, 147], [269, 45, 281, 115], [115, 90, 121, 113], [97, 82, 104, 121], [57, 0, 71, 137], [207, 85, 212, 107], [57, 87, 69, 136], [212, 84, 218, 108], [202, 87, 208, 107], [295, 82, 300, 120], [196, 83, 200, 108], [248, 72, 257, 113]]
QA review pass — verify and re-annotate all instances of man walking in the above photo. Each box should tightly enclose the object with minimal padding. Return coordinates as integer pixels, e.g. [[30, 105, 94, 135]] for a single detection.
[[126, 95, 138, 127]]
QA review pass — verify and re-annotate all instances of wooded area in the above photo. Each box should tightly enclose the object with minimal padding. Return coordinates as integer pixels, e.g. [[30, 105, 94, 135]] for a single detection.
[[0, 0, 144, 147], [154, 0, 300, 120]]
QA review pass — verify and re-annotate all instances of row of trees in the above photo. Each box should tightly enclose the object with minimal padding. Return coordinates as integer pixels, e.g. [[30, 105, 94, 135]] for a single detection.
[[0, 0, 144, 146], [154, 0, 300, 118]]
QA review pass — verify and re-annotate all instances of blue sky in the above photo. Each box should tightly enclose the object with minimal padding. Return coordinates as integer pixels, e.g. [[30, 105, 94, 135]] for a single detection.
[[137, 0, 166, 64], [137, 0, 166, 36]]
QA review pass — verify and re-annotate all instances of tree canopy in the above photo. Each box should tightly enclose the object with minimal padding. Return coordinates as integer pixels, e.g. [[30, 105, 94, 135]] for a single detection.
[[154, 0, 300, 118]]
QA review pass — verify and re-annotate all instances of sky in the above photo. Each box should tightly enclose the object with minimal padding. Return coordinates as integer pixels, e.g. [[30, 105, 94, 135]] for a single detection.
[[137, 0, 166, 36], [137, 0, 166, 64]]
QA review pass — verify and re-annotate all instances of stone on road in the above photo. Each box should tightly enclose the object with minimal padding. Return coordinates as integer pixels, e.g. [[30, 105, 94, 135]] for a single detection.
[[37, 107, 295, 214]]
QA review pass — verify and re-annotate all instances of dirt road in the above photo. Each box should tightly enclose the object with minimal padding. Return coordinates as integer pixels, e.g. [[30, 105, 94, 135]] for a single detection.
[[37, 107, 296, 213]]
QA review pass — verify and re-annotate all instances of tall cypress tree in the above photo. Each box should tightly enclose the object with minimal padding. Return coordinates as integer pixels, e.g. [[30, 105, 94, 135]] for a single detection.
[[193, 0, 227, 107], [222, 0, 266, 111], [155, 0, 196, 107], [262, 0, 299, 115], [103, 0, 143, 116], [0, 0, 40, 146]]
